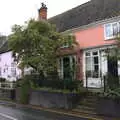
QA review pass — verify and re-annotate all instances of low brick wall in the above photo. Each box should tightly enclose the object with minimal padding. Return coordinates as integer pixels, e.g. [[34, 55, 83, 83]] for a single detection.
[[15, 88, 21, 102], [96, 98, 120, 117], [29, 89, 80, 109], [0, 89, 15, 100]]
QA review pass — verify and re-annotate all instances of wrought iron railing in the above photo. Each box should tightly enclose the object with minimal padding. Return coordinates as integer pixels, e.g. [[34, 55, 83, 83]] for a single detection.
[[0, 82, 16, 89]]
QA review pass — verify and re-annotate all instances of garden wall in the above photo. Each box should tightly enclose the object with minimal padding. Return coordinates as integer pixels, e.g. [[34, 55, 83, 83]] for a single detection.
[[29, 89, 81, 109], [0, 89, 15, 100], [96, 98, 120, 117]]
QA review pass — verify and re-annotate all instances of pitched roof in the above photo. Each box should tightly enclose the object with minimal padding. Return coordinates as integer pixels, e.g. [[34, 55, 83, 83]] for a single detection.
[[0, 36, 10, 54], [48, 0, 120, 32], [0, 41, 10, 54]]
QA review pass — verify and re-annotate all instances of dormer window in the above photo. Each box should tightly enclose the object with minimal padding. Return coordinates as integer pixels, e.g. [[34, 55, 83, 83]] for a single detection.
[[104, 22, 120, 40], [112, 23, 118, 36]]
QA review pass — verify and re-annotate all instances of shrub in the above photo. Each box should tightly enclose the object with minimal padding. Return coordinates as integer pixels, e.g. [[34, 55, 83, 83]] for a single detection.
[[33, 86, 85, 94], [104, 73, 119, 90], [19, 74, 83, 91], [98, 88, 120, 100], [19, 77, 30, 104]]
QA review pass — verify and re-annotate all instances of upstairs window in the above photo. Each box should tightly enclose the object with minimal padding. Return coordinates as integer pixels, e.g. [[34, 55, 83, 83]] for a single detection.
[[104, 22, 120, 40], [11, 68, 16, 77], [0, 68, 1, 76], [105, 24, 113, 39]]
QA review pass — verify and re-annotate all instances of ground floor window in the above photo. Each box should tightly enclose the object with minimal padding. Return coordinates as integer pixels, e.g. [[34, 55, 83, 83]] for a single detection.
[[85, 51, 100, 78], [84, 48, 120, 88], [58, 55, 76, 80]]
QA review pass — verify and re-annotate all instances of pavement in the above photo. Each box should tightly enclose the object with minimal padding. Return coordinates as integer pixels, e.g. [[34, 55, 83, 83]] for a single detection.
[[0, 100, 119, 120]]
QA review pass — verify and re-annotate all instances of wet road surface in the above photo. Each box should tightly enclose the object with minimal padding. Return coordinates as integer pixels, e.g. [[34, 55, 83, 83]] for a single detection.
[[0, 104, 89, 120]]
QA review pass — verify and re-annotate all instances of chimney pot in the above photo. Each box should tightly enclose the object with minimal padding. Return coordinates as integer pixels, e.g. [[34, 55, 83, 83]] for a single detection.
[[38, 3, 47, 20]]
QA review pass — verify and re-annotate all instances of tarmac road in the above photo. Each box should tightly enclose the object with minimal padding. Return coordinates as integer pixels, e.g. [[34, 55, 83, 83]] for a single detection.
[[0, 104, 89, 120]]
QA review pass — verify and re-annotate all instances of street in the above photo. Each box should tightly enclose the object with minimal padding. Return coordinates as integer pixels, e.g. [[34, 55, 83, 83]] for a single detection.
[[0, 104, 89, 120]]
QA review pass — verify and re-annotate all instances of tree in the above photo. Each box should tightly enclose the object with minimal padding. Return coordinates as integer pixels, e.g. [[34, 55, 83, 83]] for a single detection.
[[8, 19, 76, 78]]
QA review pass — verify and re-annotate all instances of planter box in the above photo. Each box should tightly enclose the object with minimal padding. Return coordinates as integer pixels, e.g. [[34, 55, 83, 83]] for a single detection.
[[29, 89, 81, 109], [96, 98, 120, 117]]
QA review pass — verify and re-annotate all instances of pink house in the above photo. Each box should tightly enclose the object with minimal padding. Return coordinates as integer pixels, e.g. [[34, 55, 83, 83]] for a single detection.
[[73, 20, 120, 88], [0, 0, 120, 86], [46, 0, 120, 88]]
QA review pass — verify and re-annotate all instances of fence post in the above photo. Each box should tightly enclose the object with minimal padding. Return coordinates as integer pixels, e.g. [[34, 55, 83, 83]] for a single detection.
[[103, 76, 106, 92]]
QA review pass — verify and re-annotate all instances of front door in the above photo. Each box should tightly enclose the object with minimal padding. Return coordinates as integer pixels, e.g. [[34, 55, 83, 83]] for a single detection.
[[63, 57, 71, 80], [58, 56, 76, 80]]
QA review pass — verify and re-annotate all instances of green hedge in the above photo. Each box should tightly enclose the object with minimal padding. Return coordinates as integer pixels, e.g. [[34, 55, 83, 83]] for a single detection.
[[40, 79, 82, 91], [17, 75, 83, 91]]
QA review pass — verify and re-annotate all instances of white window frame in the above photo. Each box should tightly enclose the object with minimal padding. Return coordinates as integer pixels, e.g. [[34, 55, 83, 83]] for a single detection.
[[85, 50, 100, 78], [58, 55, 76, 79], [104, 21, 120, 40]]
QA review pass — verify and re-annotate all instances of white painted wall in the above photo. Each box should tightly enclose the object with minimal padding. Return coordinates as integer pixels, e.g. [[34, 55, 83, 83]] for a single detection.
[[0, 51, 21, 81], [118, 60, 120, 75]]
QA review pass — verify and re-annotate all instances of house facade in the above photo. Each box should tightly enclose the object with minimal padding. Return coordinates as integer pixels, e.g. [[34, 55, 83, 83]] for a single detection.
[[54, 17, 120, 88], [0, 51, 21, 81], [1, 0, 120, 86], [47, 0, 120, 88], [0, 41, 21, 81], [74, 17, 120, 88]]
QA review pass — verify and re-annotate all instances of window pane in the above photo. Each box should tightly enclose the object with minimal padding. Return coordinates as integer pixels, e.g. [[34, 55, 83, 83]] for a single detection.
[[92, 65, 99, 78], [94, 56, 98, 64], [86, 57, 92, 71], [105, 24, 113, 38], [119, 22, 120, 33], [86, 52, 91, 57], [85, 51, 100, 78], [63, 57, 71, 79], [112, 23, 118, 36], [11, 68, 16, 77], [86, 57, 92, 77], [92, 51, 98, 56], [94, 65, 99, 71]]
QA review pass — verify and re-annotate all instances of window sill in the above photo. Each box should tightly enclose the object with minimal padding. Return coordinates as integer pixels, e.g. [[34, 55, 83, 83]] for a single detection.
[[104, 36, 117, 40]]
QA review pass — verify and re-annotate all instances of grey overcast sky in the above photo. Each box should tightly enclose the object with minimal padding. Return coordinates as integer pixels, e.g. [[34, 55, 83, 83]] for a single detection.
[[0, 0, 90, 35]]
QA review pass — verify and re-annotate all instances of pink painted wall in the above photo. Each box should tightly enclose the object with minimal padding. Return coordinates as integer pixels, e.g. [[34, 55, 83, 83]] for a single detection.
[[76, 50, 83, 81], [75, 25, 115, 49], [74, 24, 116, 81]]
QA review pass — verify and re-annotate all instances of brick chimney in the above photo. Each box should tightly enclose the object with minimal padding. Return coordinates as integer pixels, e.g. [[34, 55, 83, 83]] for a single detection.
[[38, 3, 47, 20]]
